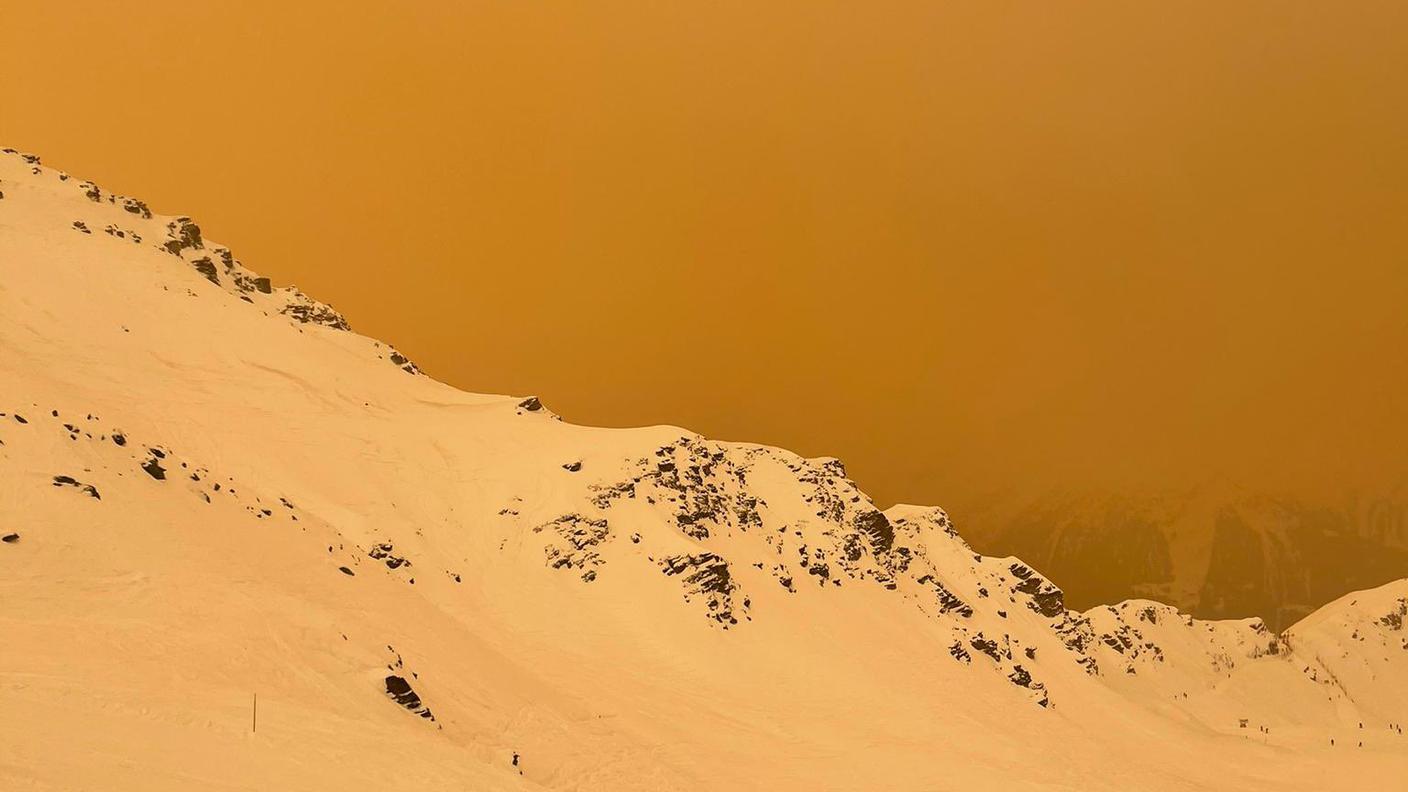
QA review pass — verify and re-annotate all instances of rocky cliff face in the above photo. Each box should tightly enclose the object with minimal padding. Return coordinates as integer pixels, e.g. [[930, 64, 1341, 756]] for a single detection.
[[2, 147, 1405, 791]]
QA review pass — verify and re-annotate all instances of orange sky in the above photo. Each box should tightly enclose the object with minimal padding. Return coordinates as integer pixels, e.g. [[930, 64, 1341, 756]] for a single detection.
[[4, 2, 1407, 512]]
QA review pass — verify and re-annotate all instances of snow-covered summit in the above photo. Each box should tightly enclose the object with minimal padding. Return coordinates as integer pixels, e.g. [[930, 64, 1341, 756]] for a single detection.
[[2, 148, 1405, 790]]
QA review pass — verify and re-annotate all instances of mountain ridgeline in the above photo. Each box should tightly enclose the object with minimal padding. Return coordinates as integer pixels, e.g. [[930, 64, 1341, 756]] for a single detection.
[[1, 147, 1406, 790]]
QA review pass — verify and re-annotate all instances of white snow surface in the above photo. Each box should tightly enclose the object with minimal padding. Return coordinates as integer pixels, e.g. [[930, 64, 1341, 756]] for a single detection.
[[1, 148, 1406, 790]]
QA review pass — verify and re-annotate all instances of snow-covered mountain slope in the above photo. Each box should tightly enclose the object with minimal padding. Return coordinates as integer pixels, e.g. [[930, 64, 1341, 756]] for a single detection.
[[2, 148, 1406, 791]]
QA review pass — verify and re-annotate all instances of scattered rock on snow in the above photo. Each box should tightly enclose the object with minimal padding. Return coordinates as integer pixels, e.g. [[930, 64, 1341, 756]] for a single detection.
[[384, 675, 435, 720], [52, 475, 101, 499]]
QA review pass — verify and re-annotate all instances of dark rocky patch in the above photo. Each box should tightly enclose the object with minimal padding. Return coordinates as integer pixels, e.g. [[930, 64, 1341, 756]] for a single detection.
[[1006, 665, 1049, 706], [166, 217, 204, 252], [589, 480, 636, 509], [52, 475, 100, 499], [969, 633, 1007, 662], [916, 574, 974, 618], [121, 198, 152, 219], [855, 509, 894, 554], [1009, 563, 1066, 618], [772, 563, 796, 592], [369, 542, 412, 570], [141, 455, 167, 480], [1008, 664, 1033, 687], [2, 533, 18, 544], [191, 257, 219, 285], [387, 351, 420, 374], [949, 641, 972, 663], [384, 675, 435, 720], [537, 513, 610, 582], [661, 553, 731, 592], [660, 552, 746, 626], [1380, 599, 1407, 631], [280, 301, 352, 332]]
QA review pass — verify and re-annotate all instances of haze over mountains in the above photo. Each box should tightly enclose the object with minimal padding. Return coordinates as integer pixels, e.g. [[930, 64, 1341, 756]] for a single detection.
[[961, 483, 1408, 631], [2, 148, 1407, 790]]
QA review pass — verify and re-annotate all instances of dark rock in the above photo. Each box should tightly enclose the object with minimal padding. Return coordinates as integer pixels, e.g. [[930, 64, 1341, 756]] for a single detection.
[[660, 553, 731, 593], [384, 675, 435, 720], [1, 533, 18, 543], [855, 509, 894, 554], [121, 198, 152, 219], [1379, 600, 1407, 631], [387, 350, 420, 374], [660, 552, 745, 625], [168, 217, 203, 250], [191, 257, 219, 285], [969, 634, 1005, 662], [279, 301, 352, 332], [338, 566, 355, 576], [1008, 664, 1033, 688], [52, 475, 101, 499], [1010, 563, 1066, 618], [141, 456, 167, 480], [369, 542, 411, 570], [538, 513, 610, 582], [916, 574, 974, 617]]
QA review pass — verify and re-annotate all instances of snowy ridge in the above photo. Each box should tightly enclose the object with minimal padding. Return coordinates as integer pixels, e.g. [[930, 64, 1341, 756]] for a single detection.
[[2, 147, 1406, 790], [3, 147, 419, 372]]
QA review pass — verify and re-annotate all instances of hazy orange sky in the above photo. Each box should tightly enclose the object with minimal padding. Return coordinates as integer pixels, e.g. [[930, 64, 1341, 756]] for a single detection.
[[5, 2, 1407, 513]]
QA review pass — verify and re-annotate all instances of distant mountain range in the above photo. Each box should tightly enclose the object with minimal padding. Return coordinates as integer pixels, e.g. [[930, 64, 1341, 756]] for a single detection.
[[959, 485, 1408, 631]]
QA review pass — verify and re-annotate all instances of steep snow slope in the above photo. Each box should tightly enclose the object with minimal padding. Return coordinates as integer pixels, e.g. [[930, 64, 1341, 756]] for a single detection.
[[2, 148, 1406, 790]]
